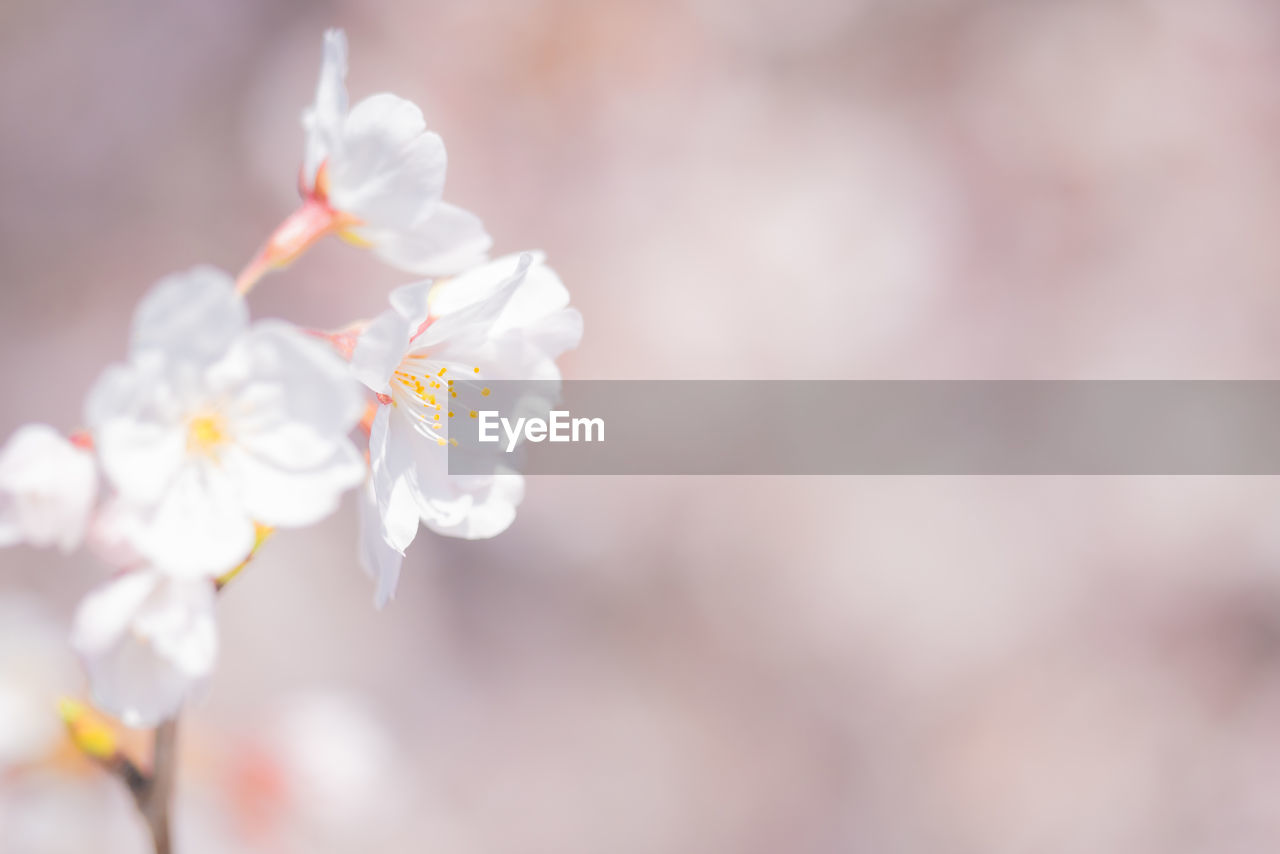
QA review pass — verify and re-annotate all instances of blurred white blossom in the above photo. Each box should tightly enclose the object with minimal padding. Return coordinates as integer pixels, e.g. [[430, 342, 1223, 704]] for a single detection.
[[71, 569, 217, 728], [0, 771, 149, 854], [351, 252, 581, 605], [0, 424, 97, 553], [86, 266, 365, 577], [262, 692, 408, 838]]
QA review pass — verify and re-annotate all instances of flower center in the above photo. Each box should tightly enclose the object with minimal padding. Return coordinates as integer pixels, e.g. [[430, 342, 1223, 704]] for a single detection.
[[390, 355, 489, 448], [187, 413, 228, 456]]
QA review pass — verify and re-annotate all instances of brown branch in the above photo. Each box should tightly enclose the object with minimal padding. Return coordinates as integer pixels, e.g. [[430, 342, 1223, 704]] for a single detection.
[[138, 717, 179, 854]]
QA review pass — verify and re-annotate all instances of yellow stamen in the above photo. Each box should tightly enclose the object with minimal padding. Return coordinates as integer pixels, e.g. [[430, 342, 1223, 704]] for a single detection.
[[187, 414, 227, 456]]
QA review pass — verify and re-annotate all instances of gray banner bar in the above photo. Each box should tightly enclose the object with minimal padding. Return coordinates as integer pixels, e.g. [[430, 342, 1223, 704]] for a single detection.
[[444, 381, 1280, 475]]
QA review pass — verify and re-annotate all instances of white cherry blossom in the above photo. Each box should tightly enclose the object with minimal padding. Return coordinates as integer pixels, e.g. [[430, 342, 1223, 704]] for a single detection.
[[351, 252, 582, 606], [86, 266, 365, 578], [71, 570, 217, 728], [242, 29, 490, 287], [0, 424, 97, 553]]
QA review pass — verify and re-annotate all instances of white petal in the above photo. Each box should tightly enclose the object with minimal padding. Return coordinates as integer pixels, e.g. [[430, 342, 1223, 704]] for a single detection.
[[351, 309, 411, 393], [360, 202, 493, 276], [0, 424, 98, 552], [87, 634, 194, 728], [419, 253, 533, 348], [303, 28, 349, 185], [427, 251, 544, 319], [419, 472, 524, 540], [328, 93, 446, 227], [87, 364, 186, 506], [133, 578, 218, 677], [390, 407, 525, 540], [350, 278, 435, 391], [132, 462, 256, 578], [70, 571, 159, 659], [522, 306, 584, 362], [357, 481, 405, 609], [426, 253, 577, 354], [433, 306, 582, 381], [225, 439, 365, 528], [130, 266, 245, 368], [223, 321, 365, 467], [388, 278, 435, 325], [73, 572, 217, 728], [491, 259, 573, 337], [370, 407, 421, 553]]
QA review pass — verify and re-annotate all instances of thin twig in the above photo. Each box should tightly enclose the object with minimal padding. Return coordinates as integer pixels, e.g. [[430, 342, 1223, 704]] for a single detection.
[[107, 753, 149, 801], [139, 717, 179, 854]]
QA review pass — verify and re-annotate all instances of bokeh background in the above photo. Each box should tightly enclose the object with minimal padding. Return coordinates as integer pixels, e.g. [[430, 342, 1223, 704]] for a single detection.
[[6, 0, 1280, 851]]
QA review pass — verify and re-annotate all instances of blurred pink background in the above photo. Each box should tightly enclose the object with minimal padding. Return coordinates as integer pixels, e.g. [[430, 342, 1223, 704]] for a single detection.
[[7, 0, 1280, 851]]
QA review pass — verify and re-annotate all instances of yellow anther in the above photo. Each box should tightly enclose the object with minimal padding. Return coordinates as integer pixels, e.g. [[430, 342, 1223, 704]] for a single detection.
[[481, 388, 491, 397], [187, 413, 227, 456], [469, 410, 478, 418], [437, 367, 447, 377]]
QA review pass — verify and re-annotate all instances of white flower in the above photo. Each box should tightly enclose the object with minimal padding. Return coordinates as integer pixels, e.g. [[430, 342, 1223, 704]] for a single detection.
[[351, 252, 582, 606], [71, 570, 217, 728], [0, 424, 97, 553], [246, 29, 490, 284], [86, 266, 365, 578]]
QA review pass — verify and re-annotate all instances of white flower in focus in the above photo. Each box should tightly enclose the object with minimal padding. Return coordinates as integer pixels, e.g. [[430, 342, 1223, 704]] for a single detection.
[[245, 29, 490, 284], [0, 424, 97, 552], [71, 570, 217, 728], [87, 266, 365, 577], [351, 252, 582, 606]]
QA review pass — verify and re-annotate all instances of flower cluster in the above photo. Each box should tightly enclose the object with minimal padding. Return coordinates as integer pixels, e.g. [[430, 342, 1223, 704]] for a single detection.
[[0, 29, 581, 728]]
